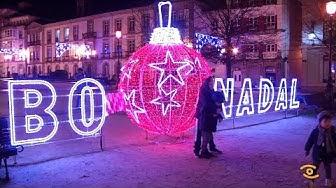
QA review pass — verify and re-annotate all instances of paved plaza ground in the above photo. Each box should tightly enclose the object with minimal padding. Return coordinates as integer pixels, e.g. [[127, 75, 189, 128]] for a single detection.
[[0, 112, 330, 188]]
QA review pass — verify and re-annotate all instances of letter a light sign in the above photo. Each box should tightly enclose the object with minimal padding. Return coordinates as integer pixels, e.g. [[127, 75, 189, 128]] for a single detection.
[[6, 77, 299, 146], [7, 78, 106, 146], [214, 78, 300, 118]]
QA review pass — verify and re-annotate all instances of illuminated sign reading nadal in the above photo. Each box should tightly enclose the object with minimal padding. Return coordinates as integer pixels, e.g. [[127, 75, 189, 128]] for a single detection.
[[6, 77, 299, 146], [7, 78, 106, 146], [214, 78, 300, 118]]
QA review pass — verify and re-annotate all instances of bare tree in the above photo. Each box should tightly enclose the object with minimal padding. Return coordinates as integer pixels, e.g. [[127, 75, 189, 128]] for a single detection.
[[302, 0, 335, 51], [195, 0, 282, 79], [195, 0, 256, 78]]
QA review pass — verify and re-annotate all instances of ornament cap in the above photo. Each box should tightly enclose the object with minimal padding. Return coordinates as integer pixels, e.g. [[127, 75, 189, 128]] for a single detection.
[[149, 27, 183, 45], [149, 1, 183, 45]]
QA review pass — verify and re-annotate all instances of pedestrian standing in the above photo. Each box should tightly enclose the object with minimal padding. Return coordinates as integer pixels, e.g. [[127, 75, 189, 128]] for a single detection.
[[305, 111, 336, 187], [194, 76, 222, 159]]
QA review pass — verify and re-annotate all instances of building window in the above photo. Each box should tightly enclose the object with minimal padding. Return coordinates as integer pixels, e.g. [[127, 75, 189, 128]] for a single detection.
[[47, 30, 52, 44], [55, 29, 60, 42], [5, 30, 12, 37], [249, 17, 258, 31], [87, 20, 94, 33], [265, 0, 277, 5], [115, 42, 122, 56], [128, 17, 136, 33], [247, 44, 258, 53], [64, 27, 70, 41], [142, 14, 150, 33], [19, 31, 23, 39], [266, 44, 277, 52], [266, 15, 276, 29], [115, 19, 122, 31], [47, 46, 52, 60], [128, 40, 136, 53], [249, 0, 256, 7], [103, 20, 110, 37], [234, 17, 240, 29], [73, 25, 79, 41], [233, 0, 240, 8], [102, 41, 110, 54]]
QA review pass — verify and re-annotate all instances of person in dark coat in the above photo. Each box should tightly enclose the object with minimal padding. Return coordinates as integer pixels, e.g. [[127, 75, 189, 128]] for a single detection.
[[305, 111, 336, 187], [194, 76, 223, 158]]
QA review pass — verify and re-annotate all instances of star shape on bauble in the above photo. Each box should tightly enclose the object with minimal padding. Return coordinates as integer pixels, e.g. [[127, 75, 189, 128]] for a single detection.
[[124, 89, 146, 123], [150, 89, 181, 116], [149, 51, 192, 94], [120, 59, 139, 81]]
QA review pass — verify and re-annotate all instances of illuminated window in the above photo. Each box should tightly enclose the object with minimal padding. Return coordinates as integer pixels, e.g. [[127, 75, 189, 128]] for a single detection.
[[55, 29, 60, 42], [64, 28, 70, 41], [102, 41, 110, 54]]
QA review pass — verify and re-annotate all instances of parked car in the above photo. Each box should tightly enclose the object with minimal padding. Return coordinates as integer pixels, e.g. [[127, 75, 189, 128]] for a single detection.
[[49, 70, 69, 80]]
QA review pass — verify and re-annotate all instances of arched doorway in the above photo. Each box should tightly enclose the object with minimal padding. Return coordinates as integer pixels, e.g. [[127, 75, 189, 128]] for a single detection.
[[64, 64, 69, 78], [102, 63, 109, 78], [18, 65, 24, 75], [28, 67, 31, 75], [33, 65, 37, 77], [73, 64, 78, 76], [47, 65, 52, 74], [55, 64, 60, 70], [38, 66, 42, 75]]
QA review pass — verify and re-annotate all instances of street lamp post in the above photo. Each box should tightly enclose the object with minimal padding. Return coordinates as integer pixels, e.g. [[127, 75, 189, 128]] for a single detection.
[[326, 1, 336, 109], [115, 31, 122, 82]]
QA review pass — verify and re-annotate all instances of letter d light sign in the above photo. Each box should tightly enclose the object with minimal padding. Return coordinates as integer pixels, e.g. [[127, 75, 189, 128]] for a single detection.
[[8, 78, 106, 146]]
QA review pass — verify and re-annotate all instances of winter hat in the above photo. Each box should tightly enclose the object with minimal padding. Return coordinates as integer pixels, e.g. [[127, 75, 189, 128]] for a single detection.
[[317, 111, 333, 122]]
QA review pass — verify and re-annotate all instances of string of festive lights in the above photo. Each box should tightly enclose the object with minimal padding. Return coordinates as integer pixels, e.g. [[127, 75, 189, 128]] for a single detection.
[[195, 33, 223, 51]]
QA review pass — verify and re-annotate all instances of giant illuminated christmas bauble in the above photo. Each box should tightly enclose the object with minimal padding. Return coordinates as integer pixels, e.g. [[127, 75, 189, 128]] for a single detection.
[[118, 1, 211, 135]]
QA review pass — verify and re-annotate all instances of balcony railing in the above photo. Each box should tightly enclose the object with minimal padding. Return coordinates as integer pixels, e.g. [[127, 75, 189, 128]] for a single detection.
[[82, 32, 97, 39], [262, 51, 278, 59], [246, 52, 259, 60], [27, 40, 41, 46]]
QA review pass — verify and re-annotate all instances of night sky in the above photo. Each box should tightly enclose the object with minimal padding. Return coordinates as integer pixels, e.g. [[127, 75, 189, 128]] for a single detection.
[[0, 0, 154, 22]]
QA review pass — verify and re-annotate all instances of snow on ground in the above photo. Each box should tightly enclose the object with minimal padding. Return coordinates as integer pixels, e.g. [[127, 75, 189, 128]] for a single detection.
[[0, 112, 330, 188]]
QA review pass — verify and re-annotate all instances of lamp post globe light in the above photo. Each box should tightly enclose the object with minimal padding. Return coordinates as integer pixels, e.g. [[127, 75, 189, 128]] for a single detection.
[[115, 31, 122, 83], [325, 1, 336, 109]]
